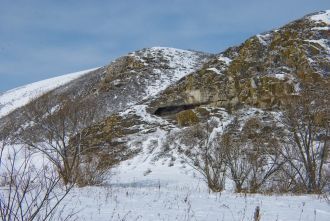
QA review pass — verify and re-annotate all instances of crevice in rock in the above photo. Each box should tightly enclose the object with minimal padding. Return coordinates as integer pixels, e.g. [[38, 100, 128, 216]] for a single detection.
[[154, 103, 205, 116]]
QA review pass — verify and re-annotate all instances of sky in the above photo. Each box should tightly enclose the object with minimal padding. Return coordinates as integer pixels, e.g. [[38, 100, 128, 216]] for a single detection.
[[0, 0, 329, 92]]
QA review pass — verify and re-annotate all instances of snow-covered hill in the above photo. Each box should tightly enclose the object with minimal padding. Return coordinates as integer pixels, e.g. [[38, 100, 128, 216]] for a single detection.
[[0, 67, 99, 118], [0, 10, 329, 221]]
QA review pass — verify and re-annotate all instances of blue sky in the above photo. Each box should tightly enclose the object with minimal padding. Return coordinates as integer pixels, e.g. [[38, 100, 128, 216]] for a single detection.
[[0, 0, 329, 92]]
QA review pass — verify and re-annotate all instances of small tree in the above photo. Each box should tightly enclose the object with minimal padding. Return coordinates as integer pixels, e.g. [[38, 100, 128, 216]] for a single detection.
[[179, 118, 227, 192], [221, 129, 251, 193], [280, 83, 329, 193], [222, 117, 283, 193], [0, 127, 73, 221], [19, 92, 100, 185], [241, 118, 283, 193]]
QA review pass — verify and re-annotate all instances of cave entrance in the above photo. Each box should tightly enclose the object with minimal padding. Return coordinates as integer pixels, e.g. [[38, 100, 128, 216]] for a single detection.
[[154, 103, 202, 116]]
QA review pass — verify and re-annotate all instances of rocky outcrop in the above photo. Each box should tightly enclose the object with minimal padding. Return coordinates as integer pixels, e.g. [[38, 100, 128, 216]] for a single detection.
[[70, 11, 329, 166], [147, 11, 329, 113], [1, 11, 329, 172]]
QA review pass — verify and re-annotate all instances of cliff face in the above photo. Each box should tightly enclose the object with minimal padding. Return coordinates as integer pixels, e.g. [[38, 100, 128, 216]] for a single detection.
[[0, 11, 329, 171], [72, 11, 329, 167], [150, 10, 329, 113]]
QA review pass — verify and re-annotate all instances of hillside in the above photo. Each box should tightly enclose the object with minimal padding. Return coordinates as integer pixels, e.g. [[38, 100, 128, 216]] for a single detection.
[[0, 10, 329, 221], [0, 67, 99, 118]]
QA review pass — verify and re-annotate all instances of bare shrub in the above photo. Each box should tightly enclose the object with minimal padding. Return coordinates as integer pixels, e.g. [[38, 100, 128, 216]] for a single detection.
[[222, 117, 284, 193], [221, 129, 251, 193], [177, 118, 226, 192], [18, 92, 105, 186], [241, 118, 284, 193], [280, 82, 330, 193], [76, 154, 109, 187], [0, 140, 73, 221]]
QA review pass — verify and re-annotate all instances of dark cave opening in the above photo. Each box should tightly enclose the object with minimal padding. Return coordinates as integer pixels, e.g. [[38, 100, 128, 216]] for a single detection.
[[154, 103, 201, 116]]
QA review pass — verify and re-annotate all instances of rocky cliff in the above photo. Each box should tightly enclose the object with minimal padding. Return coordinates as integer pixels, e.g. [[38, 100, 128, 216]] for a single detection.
[[0, 10, 329, 178]]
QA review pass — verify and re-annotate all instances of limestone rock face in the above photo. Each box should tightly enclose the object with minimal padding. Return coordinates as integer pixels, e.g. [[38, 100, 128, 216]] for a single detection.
[[73, 12, 328, 166], [148, 10, 329, 112], [1, 11, 329, 170]]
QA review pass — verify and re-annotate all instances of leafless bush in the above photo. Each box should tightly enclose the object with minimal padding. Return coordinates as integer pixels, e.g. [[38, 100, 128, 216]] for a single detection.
[[177, 118, 227, 192], [221, 130, 251, 193], [279, 83, 330, 193], [76, 154, 109, 187], [17, 92, 105, 186], [0, 140, 73, 221], [241, 118, 284, 193], [221, 117, 284, 193]]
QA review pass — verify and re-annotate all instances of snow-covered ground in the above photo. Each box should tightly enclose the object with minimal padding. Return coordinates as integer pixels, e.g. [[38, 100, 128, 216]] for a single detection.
[[0, 67, 99, 118], [59, 154, 330, 221], [58, 106, 330, 220], [50, 113, 329, 221], [1, 140, 330, 221]]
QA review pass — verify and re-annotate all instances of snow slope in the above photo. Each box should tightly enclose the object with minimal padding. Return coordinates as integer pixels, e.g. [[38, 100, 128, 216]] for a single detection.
[[65, 183, 330, 221], [132, 47, 204, 100], [309, 10, 330, 25], [56, 141, 330, 221], [2, 134, 330, 221], [0, 67, 99, 118], [57, 107, 330, 220]]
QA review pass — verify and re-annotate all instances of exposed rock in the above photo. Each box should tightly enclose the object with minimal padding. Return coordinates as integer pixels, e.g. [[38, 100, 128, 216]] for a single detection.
[[0, 11, 329, 173]]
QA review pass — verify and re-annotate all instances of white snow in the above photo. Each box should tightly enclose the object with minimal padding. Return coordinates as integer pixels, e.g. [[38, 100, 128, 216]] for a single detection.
[[250, 78, 257, 88], [218, 55, 232, 65], [309, 10, 330, 25], [305, 39, 328, 48], [2, 106, 330, 220], [63, 185, 330, 221], [274, 73, 286, 80], [59, 107, 329, 220], [312, 26, 330, 31], [0, 67, 99, 118], [304, 39, 330, 56], [56, 137, 330, 221], [207, 67, 223, 75], [256, 33, 272, 46], [132, 47, 202, 100], [120, 105, 167, 126], [307, 57, 315, 64]]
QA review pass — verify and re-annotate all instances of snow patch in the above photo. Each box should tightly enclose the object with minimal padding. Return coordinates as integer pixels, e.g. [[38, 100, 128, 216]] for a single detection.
[[250, 78, 257, 88], [132, 47, 202, 99], [207, 67, 223, 75], [305, 39, 330, 55], [62, 185, 330, 221], [274, 73, 286, 80], [218, 55, 232, 65], [312, 26, 329, 31], [256, 33, 272, 46], [309, 10, 330, 25]]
